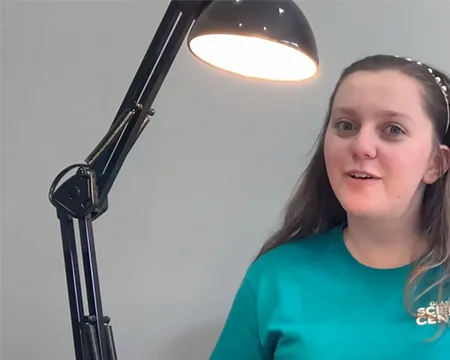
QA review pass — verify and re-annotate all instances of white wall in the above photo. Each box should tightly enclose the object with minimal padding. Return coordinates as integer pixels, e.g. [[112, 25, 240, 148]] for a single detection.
[[2, 1, 449, 359]]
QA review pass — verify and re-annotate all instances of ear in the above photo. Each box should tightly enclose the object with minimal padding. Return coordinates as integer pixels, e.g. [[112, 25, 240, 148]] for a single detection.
[[423, 144, 450, 184]]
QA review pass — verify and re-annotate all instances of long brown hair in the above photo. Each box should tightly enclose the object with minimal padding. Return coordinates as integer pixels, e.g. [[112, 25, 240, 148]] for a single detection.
[[256, 54, 450, 314]]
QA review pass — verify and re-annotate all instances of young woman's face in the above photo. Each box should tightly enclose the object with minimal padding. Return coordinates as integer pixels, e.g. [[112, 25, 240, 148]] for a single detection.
[[323, 69, 448, 220]]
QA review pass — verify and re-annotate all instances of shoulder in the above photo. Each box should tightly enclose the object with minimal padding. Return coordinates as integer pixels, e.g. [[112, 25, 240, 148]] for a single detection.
[[244, 225, 345, 290]]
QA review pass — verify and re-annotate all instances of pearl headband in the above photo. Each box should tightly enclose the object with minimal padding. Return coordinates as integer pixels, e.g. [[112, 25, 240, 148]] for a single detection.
[[401, 57, 450, 135]]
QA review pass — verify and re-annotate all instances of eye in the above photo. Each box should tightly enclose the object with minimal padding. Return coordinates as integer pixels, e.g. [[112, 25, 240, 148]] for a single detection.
[[384, 124, 405, 136], [334, 119, 357, 132]]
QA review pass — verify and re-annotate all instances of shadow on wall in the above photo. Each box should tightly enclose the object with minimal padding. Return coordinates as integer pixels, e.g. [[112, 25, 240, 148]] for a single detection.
[[157, 322, 223, 360]]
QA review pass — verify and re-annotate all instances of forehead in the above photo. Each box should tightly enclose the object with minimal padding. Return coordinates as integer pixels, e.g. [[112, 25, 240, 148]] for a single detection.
[[332, 69, 427, 117]]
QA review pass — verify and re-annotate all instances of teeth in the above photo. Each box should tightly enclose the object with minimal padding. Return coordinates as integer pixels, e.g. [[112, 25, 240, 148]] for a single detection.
[[351, 173, 373, 179]]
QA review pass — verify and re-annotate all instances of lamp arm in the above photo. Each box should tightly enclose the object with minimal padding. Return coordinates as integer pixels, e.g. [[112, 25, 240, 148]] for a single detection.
[[48, 1, 211, 360], [86, 0, 211, 217]]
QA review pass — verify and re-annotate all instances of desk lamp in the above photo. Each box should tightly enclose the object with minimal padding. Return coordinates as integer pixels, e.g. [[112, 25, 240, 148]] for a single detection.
[[48, 0, 319, 359]]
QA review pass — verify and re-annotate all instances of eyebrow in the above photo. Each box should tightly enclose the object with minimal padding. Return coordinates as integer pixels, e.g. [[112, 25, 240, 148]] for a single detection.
[[331, 106, 413, 122], [331, 106, 358, 117], [381, 110, 413, 121]]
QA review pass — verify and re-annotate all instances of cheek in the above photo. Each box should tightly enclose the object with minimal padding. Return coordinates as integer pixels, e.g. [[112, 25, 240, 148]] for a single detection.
[[324, 134, 347, 177], [383, 149, 429, 183], [378, 147, 432, 203]]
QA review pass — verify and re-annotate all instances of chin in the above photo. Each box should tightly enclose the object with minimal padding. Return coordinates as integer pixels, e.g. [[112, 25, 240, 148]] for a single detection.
[[337, 196, 388, 219]]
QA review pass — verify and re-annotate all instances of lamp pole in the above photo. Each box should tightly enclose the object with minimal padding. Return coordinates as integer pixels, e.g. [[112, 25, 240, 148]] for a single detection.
[[48, 2, 211, 359]]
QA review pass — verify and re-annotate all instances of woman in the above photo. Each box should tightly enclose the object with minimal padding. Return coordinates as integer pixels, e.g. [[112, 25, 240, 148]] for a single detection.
[[209, 54, 450, 359]]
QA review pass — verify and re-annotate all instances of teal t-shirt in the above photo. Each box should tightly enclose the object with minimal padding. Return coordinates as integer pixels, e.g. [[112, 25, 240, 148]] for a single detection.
[[210, 225, 450, 359]]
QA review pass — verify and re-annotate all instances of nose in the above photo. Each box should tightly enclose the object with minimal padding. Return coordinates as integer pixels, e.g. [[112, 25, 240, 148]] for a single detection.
[[350, 127, 377, 159]]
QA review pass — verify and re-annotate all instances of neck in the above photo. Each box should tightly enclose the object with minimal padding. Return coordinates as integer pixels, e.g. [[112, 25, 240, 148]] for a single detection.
[[343, 215, 428, 269]]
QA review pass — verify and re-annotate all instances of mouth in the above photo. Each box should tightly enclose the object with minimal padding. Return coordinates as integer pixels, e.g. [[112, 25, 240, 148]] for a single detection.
[[346, 172, 381, 180]]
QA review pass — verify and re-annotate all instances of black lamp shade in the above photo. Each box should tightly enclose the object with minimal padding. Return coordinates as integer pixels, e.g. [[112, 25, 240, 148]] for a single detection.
[[187, 0, 319, 81]]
